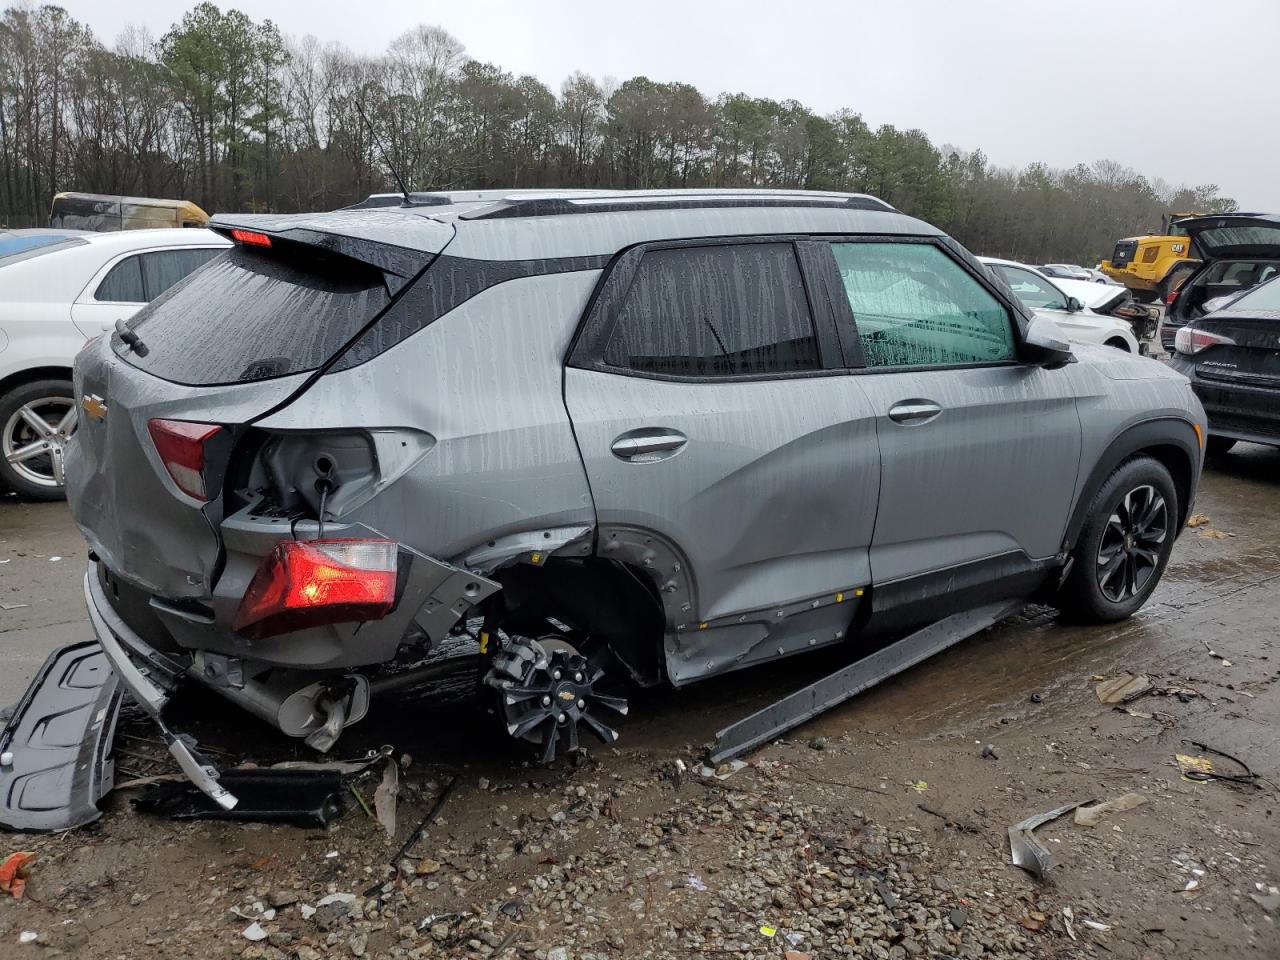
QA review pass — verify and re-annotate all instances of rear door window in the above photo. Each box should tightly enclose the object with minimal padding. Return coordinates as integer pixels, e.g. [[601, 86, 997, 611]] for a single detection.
[[602, 243, 821, 377], [831, 242, 1015, 368], [118, 245, 389, 385], [95, 255, 146, 303], [140, 248, 223, 300]]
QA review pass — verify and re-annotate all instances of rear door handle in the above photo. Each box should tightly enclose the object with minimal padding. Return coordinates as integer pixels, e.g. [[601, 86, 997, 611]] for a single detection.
[[611, 429, 688, 460], [887, 400, 943, 425]]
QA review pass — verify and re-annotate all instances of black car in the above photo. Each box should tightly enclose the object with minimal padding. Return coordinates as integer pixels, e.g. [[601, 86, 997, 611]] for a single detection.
[[1168, 274, 1280, 453], [1160, 213, 1280, 353]]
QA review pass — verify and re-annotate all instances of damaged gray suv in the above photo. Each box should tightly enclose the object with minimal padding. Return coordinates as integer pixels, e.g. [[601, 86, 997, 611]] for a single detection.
[[59, 189, 1204, 803]]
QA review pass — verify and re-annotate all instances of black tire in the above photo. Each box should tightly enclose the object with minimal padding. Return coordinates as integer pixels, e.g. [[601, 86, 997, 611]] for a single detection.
[[1057, 456, 1178, 624], [1205, 436, 1237, 457], [1158, 264, 1196, 304], [0, 378, 76, 501]]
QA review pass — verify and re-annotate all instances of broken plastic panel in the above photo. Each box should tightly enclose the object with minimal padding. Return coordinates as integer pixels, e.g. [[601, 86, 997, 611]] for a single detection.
[[0, 641, 122, 832]]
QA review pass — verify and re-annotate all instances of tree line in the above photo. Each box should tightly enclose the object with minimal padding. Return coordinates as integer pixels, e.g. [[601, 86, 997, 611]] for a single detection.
[[0, 2, 1238, 263]]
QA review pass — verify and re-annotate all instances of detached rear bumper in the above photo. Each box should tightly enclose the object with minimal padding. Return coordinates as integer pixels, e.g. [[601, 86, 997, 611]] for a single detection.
[[84, 567, 182, 716]]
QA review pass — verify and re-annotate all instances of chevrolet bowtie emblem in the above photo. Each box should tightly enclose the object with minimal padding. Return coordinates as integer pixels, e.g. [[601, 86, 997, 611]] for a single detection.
[[81, 394, 107, 421]]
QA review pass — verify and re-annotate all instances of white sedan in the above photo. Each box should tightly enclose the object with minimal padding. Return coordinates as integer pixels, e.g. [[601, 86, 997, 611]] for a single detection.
[[980, 256, 1140, 353], [0, 228, 229, 499]]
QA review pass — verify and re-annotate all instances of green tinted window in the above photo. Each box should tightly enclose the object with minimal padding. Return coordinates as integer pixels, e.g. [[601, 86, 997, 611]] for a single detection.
[[832, 242, 1015, 368]]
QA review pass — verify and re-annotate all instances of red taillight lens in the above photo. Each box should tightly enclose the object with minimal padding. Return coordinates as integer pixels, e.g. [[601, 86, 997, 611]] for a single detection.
[[232, 539, 398, 640], [1174, 326, 1235, 356], [147, 418, 222, 500], [230, 228, 272, 247], [1165, 290, 1180, 306]]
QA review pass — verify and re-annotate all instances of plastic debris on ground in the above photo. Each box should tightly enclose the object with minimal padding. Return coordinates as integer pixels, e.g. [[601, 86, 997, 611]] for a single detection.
[[910, 780, 928, 793], [759, 925, 777, 937], [1094, 673, 1152, 704], [1, 851, 36, 899], [241, 921, 268, 941], [1008, 799, 1092, 878], [1073, 793, 1147, 827], [134, 768, 345, 827], [19, 931, 38, 944], [373, 757, 399, 838], [685, 874, 707, 892], [699, 759, 748, 780], [1201, 640, 1232, 667], [1250, 883, 1279, 913], [1062, 905, 1077, 941]]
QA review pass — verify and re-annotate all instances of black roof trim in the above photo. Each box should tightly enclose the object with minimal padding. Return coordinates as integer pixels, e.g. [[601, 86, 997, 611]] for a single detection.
[[460, 194, 894, 221]]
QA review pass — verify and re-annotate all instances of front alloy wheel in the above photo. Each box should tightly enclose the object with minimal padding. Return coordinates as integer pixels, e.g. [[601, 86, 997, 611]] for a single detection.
[[1095, 484, 1167, 602], [1057, 455, 1178, 624]]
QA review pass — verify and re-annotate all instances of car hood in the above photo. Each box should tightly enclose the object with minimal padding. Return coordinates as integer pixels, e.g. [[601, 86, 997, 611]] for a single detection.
[[1174, 214, 1280, 259], [1053, 276, 1128, 313]]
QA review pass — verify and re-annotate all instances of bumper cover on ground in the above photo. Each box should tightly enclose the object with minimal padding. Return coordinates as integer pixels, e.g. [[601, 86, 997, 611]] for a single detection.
[[0, 640, 122, 832]]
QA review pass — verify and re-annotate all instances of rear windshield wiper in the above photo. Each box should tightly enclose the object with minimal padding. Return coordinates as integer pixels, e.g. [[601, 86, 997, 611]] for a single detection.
[[115, 318, 149, 358]]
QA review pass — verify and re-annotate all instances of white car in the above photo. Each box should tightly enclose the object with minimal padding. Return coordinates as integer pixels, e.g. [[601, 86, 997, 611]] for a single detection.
[[980, 257, 1140, 353], [0, 228, 229, 499]]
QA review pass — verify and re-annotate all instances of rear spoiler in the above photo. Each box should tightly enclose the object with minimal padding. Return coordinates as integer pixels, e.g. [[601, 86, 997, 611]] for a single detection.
[[208, 211, 454, 293]]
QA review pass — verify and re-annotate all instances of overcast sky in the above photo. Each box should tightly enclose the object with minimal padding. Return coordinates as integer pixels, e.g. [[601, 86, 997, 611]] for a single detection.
[[56, 0, 1280, 210]]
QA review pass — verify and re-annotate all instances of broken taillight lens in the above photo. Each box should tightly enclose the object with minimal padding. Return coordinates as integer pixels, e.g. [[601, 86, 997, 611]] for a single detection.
[[147, 418, 223, 500], [232, 538, 398, 640]]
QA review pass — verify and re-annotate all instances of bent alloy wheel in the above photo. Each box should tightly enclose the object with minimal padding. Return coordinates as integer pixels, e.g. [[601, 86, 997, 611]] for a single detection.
[[484, 636, 628, 763], [1095, 484, 1167, 602], [1057, 455, 1178, 624], [0, 381, 78, 500]]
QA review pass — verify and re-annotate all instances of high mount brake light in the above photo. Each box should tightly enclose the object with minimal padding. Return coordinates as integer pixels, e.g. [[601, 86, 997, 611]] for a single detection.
[[230, 228, 272, 247], [232, 538, 398, 640], [1174, 326, 1235, 356], [147, 418, 222, 500]]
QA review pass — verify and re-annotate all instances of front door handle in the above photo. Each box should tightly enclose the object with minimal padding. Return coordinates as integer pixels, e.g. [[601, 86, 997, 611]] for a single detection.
[[611, 429, 688, 461], [888, 400, 943, 425]]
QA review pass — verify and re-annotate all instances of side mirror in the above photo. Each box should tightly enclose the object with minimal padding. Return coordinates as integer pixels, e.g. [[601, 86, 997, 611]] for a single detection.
[[1023, 316, 1073, 368], [1066, 296, 1084, 313]]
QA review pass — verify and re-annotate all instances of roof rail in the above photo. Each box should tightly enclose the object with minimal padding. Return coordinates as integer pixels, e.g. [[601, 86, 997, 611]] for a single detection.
[[342, 192, 453, 211], [459, 191, 894, 221]]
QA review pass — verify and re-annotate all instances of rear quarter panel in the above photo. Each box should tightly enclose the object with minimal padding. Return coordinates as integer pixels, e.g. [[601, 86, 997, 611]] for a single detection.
[[254, 270, 602, 562]]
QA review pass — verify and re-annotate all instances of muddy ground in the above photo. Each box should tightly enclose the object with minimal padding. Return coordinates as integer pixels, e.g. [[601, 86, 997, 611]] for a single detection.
[[1, 448, 1278, 959]]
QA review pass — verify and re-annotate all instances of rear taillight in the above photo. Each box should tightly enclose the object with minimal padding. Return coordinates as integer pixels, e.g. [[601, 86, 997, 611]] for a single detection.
[[232, 538, 398, 640], [1174, 326, 1235, 356], [1165, 290, 1180, 306], [147, 418, 222, 500]]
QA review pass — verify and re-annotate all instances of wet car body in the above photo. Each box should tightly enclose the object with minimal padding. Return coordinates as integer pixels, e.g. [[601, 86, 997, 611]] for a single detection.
[[1168, 275, 1280, 450], [63, 189, 1206, 787]]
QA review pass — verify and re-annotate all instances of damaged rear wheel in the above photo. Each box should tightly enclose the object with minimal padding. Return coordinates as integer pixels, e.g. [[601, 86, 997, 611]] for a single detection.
[[484, 636, 628, 763]]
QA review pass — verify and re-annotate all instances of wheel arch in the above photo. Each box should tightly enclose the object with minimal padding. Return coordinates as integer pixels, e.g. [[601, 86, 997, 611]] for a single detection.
[[487, 555, 668, 687], [0, 365, 74, 398], [1064, 418, 1200, 551]]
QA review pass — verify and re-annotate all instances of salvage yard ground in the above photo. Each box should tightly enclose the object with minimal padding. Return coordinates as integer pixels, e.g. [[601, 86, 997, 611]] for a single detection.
[[2, 448, 1278, 959]]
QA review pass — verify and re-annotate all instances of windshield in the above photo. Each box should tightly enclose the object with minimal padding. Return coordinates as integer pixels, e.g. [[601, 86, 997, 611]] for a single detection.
[[996, 265, 1067, 310], [1225, 275, 1280, 312], [0, 232, 85, 266], [118, 245, 389, 385]]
